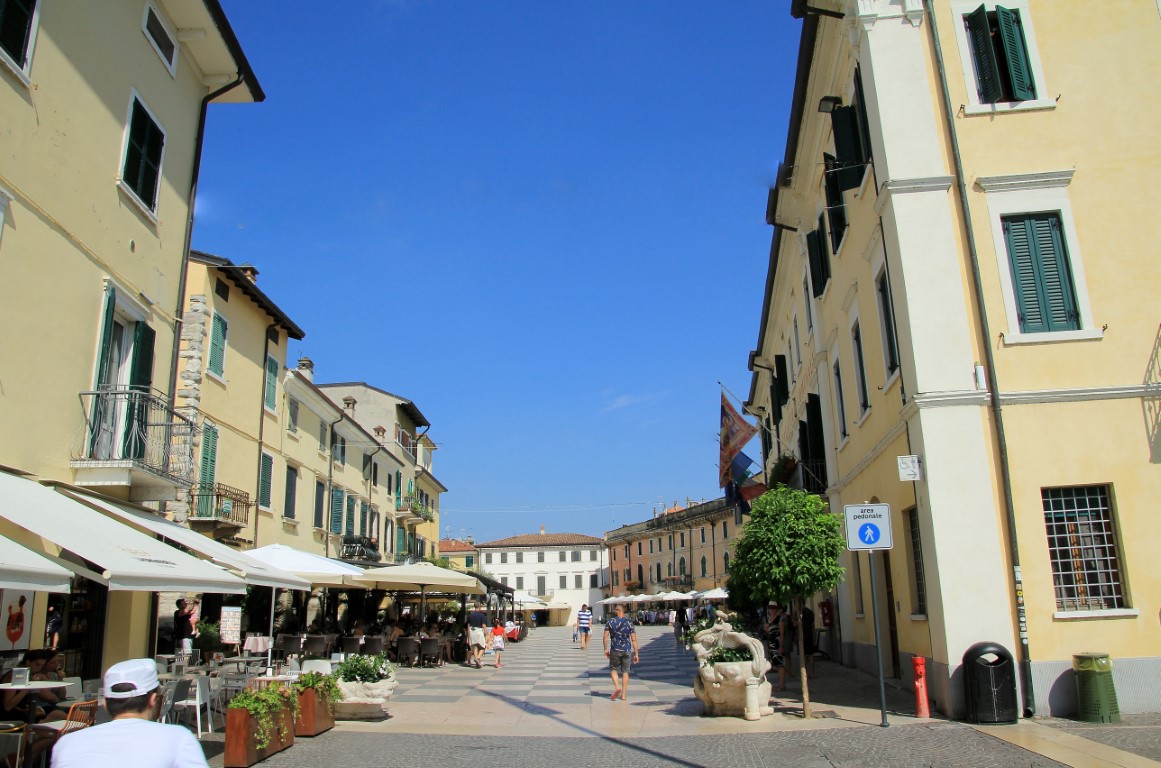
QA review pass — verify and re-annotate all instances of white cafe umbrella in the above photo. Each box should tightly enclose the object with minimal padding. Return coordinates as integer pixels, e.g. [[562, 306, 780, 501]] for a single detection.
[[660, 591, 692, 601], [356, 561, 484, 624], [245, 544, 364, 588], [696, 587, 729, 600], [511, 593, 547, 608]]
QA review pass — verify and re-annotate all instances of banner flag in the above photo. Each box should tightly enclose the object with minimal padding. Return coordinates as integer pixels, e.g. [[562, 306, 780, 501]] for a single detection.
[[719, 393, 758, 487]]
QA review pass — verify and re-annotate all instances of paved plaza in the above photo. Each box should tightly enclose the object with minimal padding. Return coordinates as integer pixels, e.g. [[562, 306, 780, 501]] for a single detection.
[[203, 625, 1161, 767]]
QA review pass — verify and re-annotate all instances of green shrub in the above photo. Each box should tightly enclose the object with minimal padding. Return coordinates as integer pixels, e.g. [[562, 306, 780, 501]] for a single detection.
[[227, 683, 297, 749], [293, 671, 343, 713], [700, 645, 754, 667], [336, 653, 394, 683]]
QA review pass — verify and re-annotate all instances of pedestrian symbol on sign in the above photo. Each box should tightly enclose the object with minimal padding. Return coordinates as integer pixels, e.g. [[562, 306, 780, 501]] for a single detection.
[[860, 523, 880, 545]]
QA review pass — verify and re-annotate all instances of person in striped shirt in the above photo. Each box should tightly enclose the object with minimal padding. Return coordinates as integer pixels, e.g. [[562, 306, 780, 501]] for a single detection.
[[575, 604, 593, 650]]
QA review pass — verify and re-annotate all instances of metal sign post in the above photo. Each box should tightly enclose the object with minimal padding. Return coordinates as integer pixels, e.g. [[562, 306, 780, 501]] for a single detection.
[[845, 503, 894, 728]]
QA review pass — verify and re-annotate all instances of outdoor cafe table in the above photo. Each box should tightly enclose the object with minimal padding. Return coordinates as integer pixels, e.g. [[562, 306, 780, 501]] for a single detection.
[[242, 636, 272, 654], [0, 681, 69, 724]]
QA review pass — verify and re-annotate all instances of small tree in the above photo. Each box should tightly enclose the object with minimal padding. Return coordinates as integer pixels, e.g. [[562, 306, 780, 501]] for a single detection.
[[727, 485, 844, 718]]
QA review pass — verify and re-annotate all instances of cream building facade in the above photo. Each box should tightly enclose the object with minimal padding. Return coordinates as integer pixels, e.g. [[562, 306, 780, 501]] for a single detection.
[[475, 531, 606, 625], [747, 0, 1161, 717], [0, 0, 261, 673]]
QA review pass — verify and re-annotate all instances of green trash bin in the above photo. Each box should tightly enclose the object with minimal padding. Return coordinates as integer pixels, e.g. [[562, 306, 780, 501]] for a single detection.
[[1073, 653, 1120, 723]]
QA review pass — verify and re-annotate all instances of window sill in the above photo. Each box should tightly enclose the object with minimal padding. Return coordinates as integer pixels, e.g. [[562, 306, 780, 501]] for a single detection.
[[264, 406, 278, 419], [909, 614, 927, 622], [206, 371, 227, 387], [836, 434, 850, 452], [287, 431, 300, 441], [1053, 608, 1138, 621], [881, 368, 901, 393], [258, 507, 272, 516], [282, 517, 298, 527], [116, 180, 160, 226], [854, 408, 871, 429], [853, 163, 874, 200], [963, 98, 1056, 116], [1002, 328, 1103, 346], [0, 51, 31, 88]]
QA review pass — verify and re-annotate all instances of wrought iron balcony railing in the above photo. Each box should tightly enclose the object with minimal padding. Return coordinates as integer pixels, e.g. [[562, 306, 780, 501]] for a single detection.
[[799, 459, 828, 495], [189, 482, 250, 527], [72, 387, 197, 486], [340, 535, 382, 563]]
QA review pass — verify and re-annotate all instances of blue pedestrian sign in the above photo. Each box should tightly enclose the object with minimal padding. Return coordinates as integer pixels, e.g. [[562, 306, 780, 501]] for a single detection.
[[844, 504, 893, 550]]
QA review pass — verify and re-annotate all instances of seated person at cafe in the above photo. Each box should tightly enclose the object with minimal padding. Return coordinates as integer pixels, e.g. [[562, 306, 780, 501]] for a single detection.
[[51, 658, 208, 768], [1, 650, 66, 723]]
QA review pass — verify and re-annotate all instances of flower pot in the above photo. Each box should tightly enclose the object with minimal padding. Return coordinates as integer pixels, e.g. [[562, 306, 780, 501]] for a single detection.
[[294, 687, 335, 737], [224, 706, 295, 767]]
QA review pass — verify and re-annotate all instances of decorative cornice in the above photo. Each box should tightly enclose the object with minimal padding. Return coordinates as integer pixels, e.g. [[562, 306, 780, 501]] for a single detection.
[[874, 176, 955, 214], [975, 169, 1075, 193], [854, 0, 924, 30], [908, 389, 990, 412], [999, 383, 1160, 406], [840, 282, 859, 314]]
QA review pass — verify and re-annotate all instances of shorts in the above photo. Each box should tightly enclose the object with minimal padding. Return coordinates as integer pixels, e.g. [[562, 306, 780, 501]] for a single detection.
[[608, 650, 632, 674], [469, 627, 487, 648], [578, 627, 590, 635]]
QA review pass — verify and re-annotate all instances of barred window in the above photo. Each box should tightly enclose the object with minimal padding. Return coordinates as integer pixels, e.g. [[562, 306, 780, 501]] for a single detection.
[[1042, 485, 1125, 611], [907, 508, 927, 615]]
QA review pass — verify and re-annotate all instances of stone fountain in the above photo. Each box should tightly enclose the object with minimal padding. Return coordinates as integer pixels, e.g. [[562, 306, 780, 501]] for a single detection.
[[691, 610, 774, 720]]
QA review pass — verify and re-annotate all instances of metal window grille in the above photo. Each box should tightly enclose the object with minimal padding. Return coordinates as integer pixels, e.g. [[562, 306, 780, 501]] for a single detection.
[[1042, 485, 1125, 611], [907, 509, 927, 615]]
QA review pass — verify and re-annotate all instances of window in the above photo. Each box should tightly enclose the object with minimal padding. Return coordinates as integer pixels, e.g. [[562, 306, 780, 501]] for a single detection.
[[655, 563, 661, 582], [314, 480, 325, 529], [318, 422, 327, 453], [876, 271, 900, 376], [679, 556, 686, 575], [264, 355, 279, 410], [589, 550, 597, 561], [807, 223, 831, 298], [0, 0, 38, 76], [666, 563, 673, 577], [571, 550, 580, 562], [793, 316, 801, 368], [258, 453, 273, 509], [723, 552, 730, 571], [466, 555, 474, 568], [345, 495, 355, 535], [537, 551, 545, 563], [500, 552, 508, 564], [196, 423, 218, 517], [142, 2, 176, 73], [515, 576, 523, 590], [623, 568, 630, 584], [788, 339, 795, 385], [214, 278, 230, 302], [636, 565, 643, 585], [288, 399, 299, 434], [828, 67, 874, 191], [722, 521, 728, 539], [852, 322, 870, 412], [559, 550, 566, 562], [907, 509, 927, 615], [700, 556, 707, 578], [499, 576, 507, 586], [371, 461, 379, 487], [649, 540, 654, 554], [1043, 485, 1125, 611], [590, 574, 598, 588], [333, 435, 346, 465], [537, 576, 546, 595], [823, 162, 848, 257], [515, 551, 523, 564], [283, 465, 297, 519], [667, 535, 673, 551], [964, 3, 1035, 104], [679, 532, 685, 548], [700, 527, 705, 544], [833, 360, 848, 439], [360, 501, 368, 536], [207, 314, 227, 377], [637, 542, 642, 556], [329, 488, 343, 534], [803, 277, 813, 332], [121, 96, 165, 212], [574, 575, 582, 589], [485, 553, 493, 564], [1002, 213, 1078, 334]]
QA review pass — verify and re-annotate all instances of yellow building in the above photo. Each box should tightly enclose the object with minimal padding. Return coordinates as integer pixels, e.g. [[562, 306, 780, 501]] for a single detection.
[[747, 0, 1161, 717], [0, 0, 261, 675], [439, 539, 478, 572], [317, 383, 445, 562]]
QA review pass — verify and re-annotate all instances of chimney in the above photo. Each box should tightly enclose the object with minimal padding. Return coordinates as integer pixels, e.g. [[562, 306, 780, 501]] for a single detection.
[[296, 357, 314, 382], [539, 525, 545, 536], [342, 396, 356, 413], [237, 263, 259, 282], [373, 426, 386, 440]]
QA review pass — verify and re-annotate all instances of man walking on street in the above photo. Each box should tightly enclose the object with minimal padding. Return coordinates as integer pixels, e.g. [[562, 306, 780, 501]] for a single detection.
[[465, 602, 488, 669], [603, 604, 639, 701], [52, 658, 208, 768], [575, 604, 592, 650]]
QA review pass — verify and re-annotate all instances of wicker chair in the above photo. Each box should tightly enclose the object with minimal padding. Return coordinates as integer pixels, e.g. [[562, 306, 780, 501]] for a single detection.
[[30, 699, 97, 738], [395, 637, 419, 667], [340, 637, 362, 655], [361, 636, 385, 656], [302, 635, 328, 658], [418, 638, 441, 667]]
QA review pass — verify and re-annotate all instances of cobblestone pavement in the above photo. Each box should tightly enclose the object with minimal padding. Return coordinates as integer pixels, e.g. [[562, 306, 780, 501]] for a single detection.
[[1038, 713, 1161, 762]]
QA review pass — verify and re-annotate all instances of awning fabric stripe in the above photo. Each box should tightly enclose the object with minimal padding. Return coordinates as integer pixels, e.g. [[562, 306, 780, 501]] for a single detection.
[[0, 471, 245, 594], [0, 536, 72, 593], [60, 490, 310, 591]]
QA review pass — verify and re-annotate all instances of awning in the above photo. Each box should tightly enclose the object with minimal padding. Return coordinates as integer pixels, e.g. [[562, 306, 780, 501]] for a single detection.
[[355, 561, 482, 594], [58, 489, 310, 592], [244, 544, 364, 588], [0, 471, 245, 593], [0, 536, 72, 593]]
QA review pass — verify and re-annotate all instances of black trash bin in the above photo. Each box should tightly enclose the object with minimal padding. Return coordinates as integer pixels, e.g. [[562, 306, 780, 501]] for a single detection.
[[962, 641, 1018, 724]]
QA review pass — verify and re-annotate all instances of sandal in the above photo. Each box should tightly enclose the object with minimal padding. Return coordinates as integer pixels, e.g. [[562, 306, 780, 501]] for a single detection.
[[610, 689, 621, 700]]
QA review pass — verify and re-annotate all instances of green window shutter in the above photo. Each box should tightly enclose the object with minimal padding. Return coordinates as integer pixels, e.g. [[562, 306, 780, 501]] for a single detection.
[[264, 356, 278, 409], [396, 526, 406, 554], [259, 453, 273, 508], [830, 107, 864, 191], [995, 6, 1035, 100], [208, 314, 226, 376], [360, 501, 368, 536], [284, 465, 297, 519], [823, 157, 847, 253], [346, 497, 355, 535], [965, 4, 1003, 104], [807, 229, 826, 298], [314, 481, 325, 528], [95, 285, 117, 388], [128, 323, 155, 390], [1003, 213, 1078, 333], [330, 488, 344, 533], [122, 323, 156, 459], [774, 355, 790, 407], [197, 424, 218, 517], [288, 399, 298, 433], [362, 454, 371, 480]]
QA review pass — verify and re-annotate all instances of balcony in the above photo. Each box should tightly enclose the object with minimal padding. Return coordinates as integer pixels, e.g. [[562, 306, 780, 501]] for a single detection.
[[339, 535, 382, 563], [395, 496, 428, 524], [71, 387, 197, 501], [188, 482, 250, 528], [798, 459, 828, 495]]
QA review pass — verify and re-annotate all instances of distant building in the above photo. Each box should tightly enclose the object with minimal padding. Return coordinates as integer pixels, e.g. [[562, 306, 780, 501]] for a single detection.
[[474, 529, 606, 625], [439, 538, 477, 572]]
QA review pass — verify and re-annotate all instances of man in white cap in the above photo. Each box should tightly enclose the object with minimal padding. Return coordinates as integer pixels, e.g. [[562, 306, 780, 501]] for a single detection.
[[51, 658, 208, 768]]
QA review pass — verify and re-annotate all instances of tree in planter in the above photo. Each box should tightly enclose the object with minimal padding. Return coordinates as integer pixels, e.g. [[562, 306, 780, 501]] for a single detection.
[[726, 485, 844, 719]]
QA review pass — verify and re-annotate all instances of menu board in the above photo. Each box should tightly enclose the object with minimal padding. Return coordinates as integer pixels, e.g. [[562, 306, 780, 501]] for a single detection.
[[220, 606, 242, 646]]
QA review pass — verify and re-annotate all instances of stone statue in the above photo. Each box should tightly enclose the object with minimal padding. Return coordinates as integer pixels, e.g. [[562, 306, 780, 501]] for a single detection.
[[691, 611, 774, 720]]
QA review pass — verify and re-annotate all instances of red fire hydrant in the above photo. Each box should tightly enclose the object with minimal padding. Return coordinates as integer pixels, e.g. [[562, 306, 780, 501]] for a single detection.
[[913, 656, 930, 718]]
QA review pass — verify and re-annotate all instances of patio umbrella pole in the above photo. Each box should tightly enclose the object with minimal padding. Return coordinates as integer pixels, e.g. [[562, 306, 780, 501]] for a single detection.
[[267, 586, 277, 670]]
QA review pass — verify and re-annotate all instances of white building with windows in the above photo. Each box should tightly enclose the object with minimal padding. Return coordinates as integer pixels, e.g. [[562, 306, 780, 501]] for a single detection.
[[475, 529, 607, 625]]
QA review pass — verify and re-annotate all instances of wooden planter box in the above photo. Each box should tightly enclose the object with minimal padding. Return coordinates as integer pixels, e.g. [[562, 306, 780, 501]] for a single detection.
[[294, 687, 335, 737], [224, 706, 295, 768]]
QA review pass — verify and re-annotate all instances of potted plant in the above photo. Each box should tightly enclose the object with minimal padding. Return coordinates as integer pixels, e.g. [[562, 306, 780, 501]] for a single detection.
[[333, 653, 397, 721], [292, 671, 341, 737], [690, 619, 773, 721], [224, 684, 297, 767], [195, 620, 225, 663]]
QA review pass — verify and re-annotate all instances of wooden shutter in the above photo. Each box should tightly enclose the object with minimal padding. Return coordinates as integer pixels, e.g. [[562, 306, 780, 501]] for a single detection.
[[128, 323, 155, 390], [208, 314, 226, 375], [360, 501, 368, 536], [123, 323, 156, 459], [830, 107, 864, 191], [1004, 214, 1078, 333], [823, 156, 847, 253], [284, 465, 297, 519], [346, 496, 355, 535], [288, 399, 298, 433], [774, 355, 789, 407], [264, 356, 278, 409], [197, 424, 218, 517], [995, 6, 1035, 101], [965, 5, 1004, 103], [259, 453, 273, 508], [314, 480, 325, 528], [94, 285, 117, 389], [807, 229, 826, 298], [330, 488, 343, 533], [362, 454, 371, 480]]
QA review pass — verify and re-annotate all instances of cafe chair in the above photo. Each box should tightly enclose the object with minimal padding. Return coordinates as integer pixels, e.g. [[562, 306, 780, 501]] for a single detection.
[[418, 638, 440, 668], [276, 634, 301, 660], [173, 677, 213, 736], [157, 680, 182, 724], [340, 637, 361, 655], [395, 638, 419, 668], [361, 636, 385, 656], [302, 635, 327, 658], [0, 723, 25, 768], [30, 699, 97, 738]]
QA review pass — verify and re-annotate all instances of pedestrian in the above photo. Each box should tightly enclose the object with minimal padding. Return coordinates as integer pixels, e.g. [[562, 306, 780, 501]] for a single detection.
[[602, 604, 639, 702], [762, 602, 789, 691], [575, 604, 592, 650], [465, 602, 488, 669], [798, 605, 816, 677], [51, 657, 209, 768], [674, 609, 688, 646], [172, 599, 193, 654], [490, 619, 505, 668]]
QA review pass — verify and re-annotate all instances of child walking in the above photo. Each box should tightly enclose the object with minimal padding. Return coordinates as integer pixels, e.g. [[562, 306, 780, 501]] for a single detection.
[[491, 619, 506, 668]]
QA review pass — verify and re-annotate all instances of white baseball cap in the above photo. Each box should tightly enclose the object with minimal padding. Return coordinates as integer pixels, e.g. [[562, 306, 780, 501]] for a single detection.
[[103, 658, 159, 699]]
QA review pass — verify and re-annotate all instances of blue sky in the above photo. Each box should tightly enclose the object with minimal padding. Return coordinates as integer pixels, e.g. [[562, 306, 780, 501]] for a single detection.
[[193, 2, 798, 543]]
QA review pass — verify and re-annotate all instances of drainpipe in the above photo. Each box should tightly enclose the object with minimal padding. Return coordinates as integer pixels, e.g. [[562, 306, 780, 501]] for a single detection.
[[252, 323, 277, 547], [923, 0, 1034, 718]]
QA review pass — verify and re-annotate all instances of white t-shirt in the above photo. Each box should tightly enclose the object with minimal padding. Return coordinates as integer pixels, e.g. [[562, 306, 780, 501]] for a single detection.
[[51, 717, 208, 768]]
